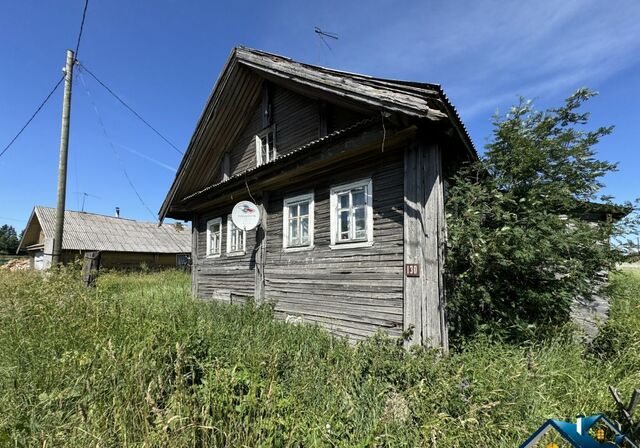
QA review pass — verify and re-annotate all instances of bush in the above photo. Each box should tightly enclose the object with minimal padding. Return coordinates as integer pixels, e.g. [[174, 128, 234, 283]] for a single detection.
[[446, 89, 638, 342]]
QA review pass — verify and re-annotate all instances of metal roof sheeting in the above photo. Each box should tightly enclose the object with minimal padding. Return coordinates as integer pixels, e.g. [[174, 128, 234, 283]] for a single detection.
[[33, 206, 190, 253]]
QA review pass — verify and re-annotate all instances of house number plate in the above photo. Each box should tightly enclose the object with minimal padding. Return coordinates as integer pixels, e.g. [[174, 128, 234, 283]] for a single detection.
[[405, 264, 420, 277]]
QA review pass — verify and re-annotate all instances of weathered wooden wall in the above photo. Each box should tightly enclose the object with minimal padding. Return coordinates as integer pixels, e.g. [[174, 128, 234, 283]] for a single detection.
[[264, 150, 404, 340], [403, 141, 448, 349], [56, 250, 183, 269], [210, 84, 368, 184], [193, 148, 405, 341], [193, 207, 258, 302]]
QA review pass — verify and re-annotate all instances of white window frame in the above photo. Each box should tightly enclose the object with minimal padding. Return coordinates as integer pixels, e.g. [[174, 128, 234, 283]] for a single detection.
[[329, 178, 374, 250], [226, 214, 246, 255], [255, 125, 276, 167], [206, 217, 222, 258], [283, 192, 314, 251]]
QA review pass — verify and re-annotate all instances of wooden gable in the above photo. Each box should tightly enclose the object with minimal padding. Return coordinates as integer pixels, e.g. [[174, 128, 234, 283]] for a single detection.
[[160, 46, 476, 222], [208, 82, 368, 187]]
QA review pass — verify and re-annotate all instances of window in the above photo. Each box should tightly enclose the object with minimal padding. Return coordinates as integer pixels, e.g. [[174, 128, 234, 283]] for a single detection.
[[255, 125, 276, 166], [226, 215, 246, 254], [176, 254, 190, 266], [330, 179, 373, 248], [206, 218, 222, 257], [283, 193, 314, 250]]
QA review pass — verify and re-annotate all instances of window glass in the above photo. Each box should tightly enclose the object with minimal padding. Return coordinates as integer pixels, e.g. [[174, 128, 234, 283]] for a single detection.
[[283, 193, 314, 248], [207, 218, 222, 256], [331, 180, 372, 245], [227, 216, 245, 253]]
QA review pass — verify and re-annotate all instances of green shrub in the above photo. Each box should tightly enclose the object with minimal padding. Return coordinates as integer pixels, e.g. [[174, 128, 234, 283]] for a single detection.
[[446, 89, 638, 342]]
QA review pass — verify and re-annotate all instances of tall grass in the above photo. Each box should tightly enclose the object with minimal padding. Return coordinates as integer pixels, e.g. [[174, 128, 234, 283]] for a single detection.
[[1, 267, 639, 447]]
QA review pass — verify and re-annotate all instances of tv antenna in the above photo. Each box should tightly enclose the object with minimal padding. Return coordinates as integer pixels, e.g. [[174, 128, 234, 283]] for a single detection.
[[314, 27, 339, 50], [73, 191, 101, 212]]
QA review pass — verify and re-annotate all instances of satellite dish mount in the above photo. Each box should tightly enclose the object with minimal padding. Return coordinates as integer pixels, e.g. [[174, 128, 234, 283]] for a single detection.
[[231, 200, 261, 231]]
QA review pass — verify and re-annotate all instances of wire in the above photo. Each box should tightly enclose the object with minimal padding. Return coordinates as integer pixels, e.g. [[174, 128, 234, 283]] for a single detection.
[[76, 61, 183, 155], [0, 0, 88, 161], [78, 71, 158, 221], [380, 110, 386, 152], [74, 0, 89, 58], [0, 75, 64, 159]]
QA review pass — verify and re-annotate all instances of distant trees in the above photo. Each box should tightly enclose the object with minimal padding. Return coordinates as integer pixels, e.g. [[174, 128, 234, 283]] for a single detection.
[[445, 89, 638, 342], [0, 225, 21, 254]]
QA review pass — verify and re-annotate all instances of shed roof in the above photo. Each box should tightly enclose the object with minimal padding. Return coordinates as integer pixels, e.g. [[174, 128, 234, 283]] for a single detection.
[[18, 206, 191, 254], [160, 46, 476, 221]]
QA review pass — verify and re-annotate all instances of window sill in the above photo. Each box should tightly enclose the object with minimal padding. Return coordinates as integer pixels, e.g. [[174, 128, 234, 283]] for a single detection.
[[329, 240, 374, 250], [283, 245, 314, 253], [206, 253, 221, 259], [226, 251, 246, 257]]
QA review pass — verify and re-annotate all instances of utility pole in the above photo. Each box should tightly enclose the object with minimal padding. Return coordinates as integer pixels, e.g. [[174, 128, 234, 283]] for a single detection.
[[52, 49, 75, 266]]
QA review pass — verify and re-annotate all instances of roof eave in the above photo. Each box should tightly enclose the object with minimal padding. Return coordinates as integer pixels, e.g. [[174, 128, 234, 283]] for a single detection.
[[16, 207, 40, 254]]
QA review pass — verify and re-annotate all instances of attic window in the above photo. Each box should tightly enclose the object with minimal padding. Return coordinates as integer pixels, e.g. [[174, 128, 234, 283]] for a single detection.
[[255, 125, 276, 166]]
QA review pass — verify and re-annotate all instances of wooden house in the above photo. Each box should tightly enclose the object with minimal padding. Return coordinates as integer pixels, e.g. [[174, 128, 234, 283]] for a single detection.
[[18, 206, 191, 270], [160, 47, 476, 347]]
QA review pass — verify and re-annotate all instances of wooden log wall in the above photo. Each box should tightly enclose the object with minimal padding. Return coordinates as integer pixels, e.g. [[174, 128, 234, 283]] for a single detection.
[[264, 150, 404, 341], [192, 149, 404, 341], [193, 206, 258, 302]]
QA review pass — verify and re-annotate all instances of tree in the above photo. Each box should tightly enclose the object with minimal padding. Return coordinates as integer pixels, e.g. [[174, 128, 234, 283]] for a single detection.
[[445, 89, 636, 342], [0, 224, 20, 255]]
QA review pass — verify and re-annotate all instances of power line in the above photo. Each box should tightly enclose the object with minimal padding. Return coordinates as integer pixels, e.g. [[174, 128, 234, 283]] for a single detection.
[[76, 61, 183, 155], [78, 71, 158, 221], [74, 0, 89, 58], [0, 75, 64, 159]]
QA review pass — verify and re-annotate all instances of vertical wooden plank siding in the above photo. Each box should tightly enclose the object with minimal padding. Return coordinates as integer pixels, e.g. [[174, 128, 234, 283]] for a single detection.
[[255, 192, 268, 302], [403, 142, 448, 349]]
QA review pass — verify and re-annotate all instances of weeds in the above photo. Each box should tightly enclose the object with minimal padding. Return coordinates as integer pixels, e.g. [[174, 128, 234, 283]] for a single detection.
[[0, 267, 639, 446]]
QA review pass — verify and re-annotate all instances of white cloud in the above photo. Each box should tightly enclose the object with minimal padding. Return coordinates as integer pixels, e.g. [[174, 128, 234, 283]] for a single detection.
[[276, 0, 640, 118]]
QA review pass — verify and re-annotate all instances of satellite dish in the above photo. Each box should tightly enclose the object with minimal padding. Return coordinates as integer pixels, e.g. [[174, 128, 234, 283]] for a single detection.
[[231, 201, 261, 231]]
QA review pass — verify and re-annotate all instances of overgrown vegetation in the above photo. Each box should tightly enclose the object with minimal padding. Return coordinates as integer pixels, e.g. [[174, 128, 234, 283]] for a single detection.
[[446, 89, 638, 342], [1, 267, 639, 446]]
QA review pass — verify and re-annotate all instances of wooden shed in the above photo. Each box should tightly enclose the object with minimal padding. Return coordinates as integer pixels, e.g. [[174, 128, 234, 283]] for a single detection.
[[160, 47, 476, 348], [18, 206, 191, 270]]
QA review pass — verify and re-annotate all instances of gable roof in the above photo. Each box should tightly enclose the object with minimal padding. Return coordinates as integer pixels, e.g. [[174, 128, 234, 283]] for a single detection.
[[17, 206, 191, 254], [160, 46, 476, 221], [520, 414, 638, 448]]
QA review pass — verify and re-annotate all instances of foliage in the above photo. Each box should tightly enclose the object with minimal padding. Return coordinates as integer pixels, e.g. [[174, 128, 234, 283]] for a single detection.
[[0, 224, 20, 255], [1, 268, 639, 446], [445, 89, 637, 342]]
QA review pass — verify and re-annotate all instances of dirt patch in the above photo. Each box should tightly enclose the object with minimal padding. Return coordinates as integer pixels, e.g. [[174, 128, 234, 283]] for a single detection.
[[0, 258, 30, 271]]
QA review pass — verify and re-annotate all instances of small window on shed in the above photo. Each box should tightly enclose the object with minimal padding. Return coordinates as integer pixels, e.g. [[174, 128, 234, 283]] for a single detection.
[[329, 179, 373, 249], [283, 192, 314, 250], [206, 218, 222, 257], [255, 125, 276, 166]]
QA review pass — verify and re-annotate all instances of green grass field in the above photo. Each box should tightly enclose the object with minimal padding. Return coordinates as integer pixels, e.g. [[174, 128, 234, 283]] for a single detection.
[[0, 268, 639, 447]]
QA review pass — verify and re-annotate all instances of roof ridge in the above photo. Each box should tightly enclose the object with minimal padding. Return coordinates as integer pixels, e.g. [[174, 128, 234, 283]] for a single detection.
[[236, 46, 441, 89], [33, 205, 170, 225]]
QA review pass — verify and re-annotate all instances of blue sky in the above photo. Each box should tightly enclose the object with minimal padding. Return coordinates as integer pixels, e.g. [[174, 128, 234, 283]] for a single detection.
[[1, 0, 639, 232]]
